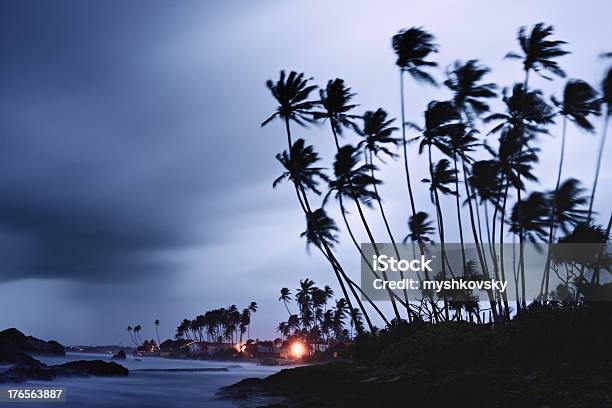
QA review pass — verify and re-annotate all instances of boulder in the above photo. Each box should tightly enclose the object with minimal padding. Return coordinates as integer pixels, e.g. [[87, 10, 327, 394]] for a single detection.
[[0, 346, 42, 365], [55, 360, 129, 377], [0, 364, 56, 383], [111, 350, 127, 360], [0, 328, 65, 357]]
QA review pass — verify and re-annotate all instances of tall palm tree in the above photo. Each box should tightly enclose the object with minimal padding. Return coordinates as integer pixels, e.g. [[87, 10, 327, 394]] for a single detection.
[[154, 320, 161, 350], [133, 325, 143, 346], [551, 79, 601, 201], [265, 73, 379, 331], [486, 85, 552, 312], [392, 27, 439, 219], [509, 191, 551, 306], [279, 288, 292, 315], [542, 178, 590, 296], [588, 67, 612, 219], [443, 60, 497, 307], [299, 209, 373, 333], [324, 144, 401, 321], [273, 139, 381, 331]]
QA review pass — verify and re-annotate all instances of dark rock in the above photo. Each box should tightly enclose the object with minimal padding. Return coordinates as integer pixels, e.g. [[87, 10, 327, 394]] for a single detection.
[[0, 364, 56, 383], [55, 360, 128, 377], [111, 350, 127, 360], [0, 346, 42, 365], [0, 328, 65, 357]]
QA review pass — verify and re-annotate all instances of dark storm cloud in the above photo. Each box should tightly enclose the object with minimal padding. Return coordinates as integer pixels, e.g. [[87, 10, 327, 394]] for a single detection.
[[0, 1, 265, 282]]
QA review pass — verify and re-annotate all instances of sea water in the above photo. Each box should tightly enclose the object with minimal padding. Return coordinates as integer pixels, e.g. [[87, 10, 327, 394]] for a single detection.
[[19, 353, 281, 407]]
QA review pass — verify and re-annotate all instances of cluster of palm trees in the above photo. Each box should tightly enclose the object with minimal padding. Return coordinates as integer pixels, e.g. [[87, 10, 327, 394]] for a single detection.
[[265, 23, 611, 328], [277, 279, 361, 347], [126, 321, 160, 350], [175, 302, 258, 344]]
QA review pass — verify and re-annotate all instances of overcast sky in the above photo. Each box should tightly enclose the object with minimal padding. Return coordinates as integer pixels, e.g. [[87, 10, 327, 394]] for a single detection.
[[0, 0, 610, 345]]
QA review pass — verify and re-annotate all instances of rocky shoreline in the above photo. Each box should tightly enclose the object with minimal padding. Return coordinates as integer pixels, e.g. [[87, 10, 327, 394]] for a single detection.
[[0, 328, 128, 383]]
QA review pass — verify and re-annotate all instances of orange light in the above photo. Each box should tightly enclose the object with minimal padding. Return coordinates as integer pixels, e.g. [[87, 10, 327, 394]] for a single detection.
[[290, 342, 305, 359]]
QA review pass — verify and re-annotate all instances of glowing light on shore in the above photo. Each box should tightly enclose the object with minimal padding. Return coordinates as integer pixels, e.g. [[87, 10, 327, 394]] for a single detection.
[[290, 342, 305, 359]]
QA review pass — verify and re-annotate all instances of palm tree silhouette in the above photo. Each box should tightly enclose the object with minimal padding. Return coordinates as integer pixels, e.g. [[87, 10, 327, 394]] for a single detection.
[[505, 22, 569, 88], [279, 288, 293, 315], [392, 27, 438, 219], [541, 178, 590, 296], [133, 325, 143, 346], [551, 79, 601, 204], [126, 326, 138, 347], [265, 72, 374, 332], [588, 67, 612, 219], [154, 320, 161, 350], [313, 78, 360, 148], [444, 60, 497, 125], [403, 211, 435, 244], [324, 144, 402, 320], [273, 139, 379, 332], [444, 60, 498, 299], [486, 85, 552, 312]]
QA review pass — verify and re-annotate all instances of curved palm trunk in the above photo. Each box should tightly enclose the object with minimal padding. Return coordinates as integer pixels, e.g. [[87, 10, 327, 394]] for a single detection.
[[515, 71, 530, 311], [283, 300, 291, 316], [541, 116, 568, 299], [285, 118, 372, 333], [400, 70, 418, 218], [588, 111, 609, 221], [329, 123, 401, 321], [498, 180, 515, 312], [428, 145, 449, 320], [367, 149, 411, 319], [452, 152, 467, 273], [338, 196, 395, 325], [461, 157, 499, 322]]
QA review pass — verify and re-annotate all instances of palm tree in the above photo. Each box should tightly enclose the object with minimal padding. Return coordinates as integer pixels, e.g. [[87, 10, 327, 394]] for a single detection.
[[299, 206, 376, 333], [265, 74, 378, 332], [588, 67, 612, 219], [541, 81, 601, 296], [325, 145, 379, 247], [509, 191, 551, 306], [443, 60, 497, 306], [403, 211, 435, 244], [262, 70, 318, 155], [324, 144, 401, 320], [126, 326, 138, 347], [392, 27, 439, 219], [273, 139, 328, 196], [444, 60, 497, 125], [313, 78, 360, 148], [133, 325, 143, 346], [154, 320, 161, 350], [505, 22, 569, 89], [551, 79, 601, 205], [422, 159, 459, 253], [542, 178, 590, 296], [279, 288, 292, 315]]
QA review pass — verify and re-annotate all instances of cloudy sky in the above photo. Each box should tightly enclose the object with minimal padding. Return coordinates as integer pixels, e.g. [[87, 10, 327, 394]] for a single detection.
[[0, 0, 610, 345]]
